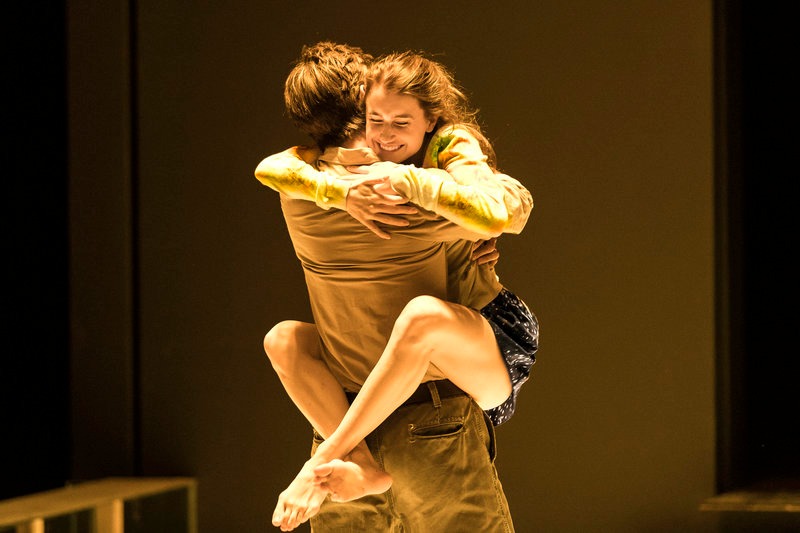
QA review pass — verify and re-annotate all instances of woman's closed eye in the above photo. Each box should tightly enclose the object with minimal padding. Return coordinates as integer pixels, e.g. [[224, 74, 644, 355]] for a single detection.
[[368, 117, 408, 128]]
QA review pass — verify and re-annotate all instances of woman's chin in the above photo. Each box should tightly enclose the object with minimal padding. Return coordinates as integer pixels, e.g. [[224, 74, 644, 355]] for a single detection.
[[380, 152, 404, 164]]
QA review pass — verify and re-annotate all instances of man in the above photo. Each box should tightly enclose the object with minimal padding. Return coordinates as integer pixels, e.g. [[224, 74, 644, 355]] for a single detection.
[[255, 41, 532, 532]]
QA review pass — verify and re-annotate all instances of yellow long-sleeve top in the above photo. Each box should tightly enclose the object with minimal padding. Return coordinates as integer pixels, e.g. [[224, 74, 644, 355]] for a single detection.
[[256, 126, 532, 237], [255, 127, 532, 390]]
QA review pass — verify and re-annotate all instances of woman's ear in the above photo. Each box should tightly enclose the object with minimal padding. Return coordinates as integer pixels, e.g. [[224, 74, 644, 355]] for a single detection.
[[359, 84, 365, 100], [426, 117, 437, 133]]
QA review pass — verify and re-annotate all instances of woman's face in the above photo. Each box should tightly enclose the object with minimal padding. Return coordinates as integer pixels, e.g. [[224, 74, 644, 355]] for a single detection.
[[365, 84, 436, 164]]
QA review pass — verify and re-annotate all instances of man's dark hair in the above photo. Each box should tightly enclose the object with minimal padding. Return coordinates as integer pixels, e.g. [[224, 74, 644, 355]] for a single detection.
[[284, 42, 373, 149]]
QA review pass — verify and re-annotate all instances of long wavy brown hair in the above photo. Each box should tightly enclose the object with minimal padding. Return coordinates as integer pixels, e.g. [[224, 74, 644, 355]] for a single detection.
[[364, 51, 496, 168]]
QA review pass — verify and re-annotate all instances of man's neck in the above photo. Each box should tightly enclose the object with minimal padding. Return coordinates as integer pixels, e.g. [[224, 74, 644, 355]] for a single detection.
[[341, 134, 367, 149]]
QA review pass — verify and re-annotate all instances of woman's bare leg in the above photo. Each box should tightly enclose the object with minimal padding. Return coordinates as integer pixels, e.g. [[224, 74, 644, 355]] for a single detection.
[[264, 321, 391, 531], [312, 295, 511, 496], [264, 321, 350, 439]]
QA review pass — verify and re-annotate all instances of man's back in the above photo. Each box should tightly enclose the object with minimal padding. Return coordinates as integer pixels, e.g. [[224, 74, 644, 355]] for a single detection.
[[280, 145, 484, 391]]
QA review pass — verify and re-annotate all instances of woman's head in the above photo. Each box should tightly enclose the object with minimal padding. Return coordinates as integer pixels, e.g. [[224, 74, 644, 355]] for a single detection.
[[364, 51, 495, 166], [284, 42, 373, 149], [364, 81, 437, 164]]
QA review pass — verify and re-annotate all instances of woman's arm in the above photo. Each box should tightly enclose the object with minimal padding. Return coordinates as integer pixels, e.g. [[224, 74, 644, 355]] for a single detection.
[[255, 146, 350, 210], [255, 132, 533, 239], [383, 128, 533, 237], [255, 146, 417, 239]]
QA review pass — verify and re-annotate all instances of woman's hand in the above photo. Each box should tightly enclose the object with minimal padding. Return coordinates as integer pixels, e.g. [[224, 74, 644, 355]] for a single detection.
[[471, 238, 499, 267], [346, 176, 418, 239]]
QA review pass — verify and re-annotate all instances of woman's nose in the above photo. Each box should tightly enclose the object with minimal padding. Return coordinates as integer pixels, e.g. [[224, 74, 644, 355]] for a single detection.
[[379, 124, 393, 139]]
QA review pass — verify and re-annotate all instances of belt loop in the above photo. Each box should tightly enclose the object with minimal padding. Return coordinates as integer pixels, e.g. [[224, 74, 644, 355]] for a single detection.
[[427, 381, 442, 409]]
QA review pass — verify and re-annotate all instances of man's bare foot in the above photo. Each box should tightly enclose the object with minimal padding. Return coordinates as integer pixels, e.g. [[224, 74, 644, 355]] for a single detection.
[[272, 459, 330, 531], [312, 458, 392, 502]]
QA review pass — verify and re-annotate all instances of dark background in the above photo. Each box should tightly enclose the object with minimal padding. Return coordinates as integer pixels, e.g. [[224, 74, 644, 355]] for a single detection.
[[3, 0, 796, 531]]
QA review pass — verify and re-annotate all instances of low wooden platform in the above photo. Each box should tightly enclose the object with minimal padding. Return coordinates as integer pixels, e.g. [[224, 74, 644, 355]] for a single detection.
[[0, 477, 197, 533], [700, 489, 800, 513]]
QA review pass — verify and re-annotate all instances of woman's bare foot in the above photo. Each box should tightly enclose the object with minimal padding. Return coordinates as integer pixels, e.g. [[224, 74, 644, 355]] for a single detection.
[[272, 459, 330, 531], [312, 456, 392, 502]]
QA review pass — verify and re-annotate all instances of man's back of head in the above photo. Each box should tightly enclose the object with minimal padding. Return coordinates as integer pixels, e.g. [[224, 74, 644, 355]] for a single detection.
[[284, 42, 373, 150]]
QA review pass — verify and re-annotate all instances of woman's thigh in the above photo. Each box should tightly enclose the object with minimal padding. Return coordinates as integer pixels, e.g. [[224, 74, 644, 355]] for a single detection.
[[397, 296, 511, 410]]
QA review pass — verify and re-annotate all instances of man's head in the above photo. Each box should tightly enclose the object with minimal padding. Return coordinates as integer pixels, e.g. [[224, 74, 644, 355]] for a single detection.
[[284, 42, 373, 150]]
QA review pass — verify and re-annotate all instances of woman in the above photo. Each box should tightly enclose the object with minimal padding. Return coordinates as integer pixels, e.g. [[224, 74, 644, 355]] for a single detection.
[[255, 44, 538, 532]]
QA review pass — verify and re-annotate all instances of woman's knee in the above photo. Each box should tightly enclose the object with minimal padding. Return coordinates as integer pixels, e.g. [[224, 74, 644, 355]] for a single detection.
[[396, 295, 452, 335], [263, 321, 302, 365]]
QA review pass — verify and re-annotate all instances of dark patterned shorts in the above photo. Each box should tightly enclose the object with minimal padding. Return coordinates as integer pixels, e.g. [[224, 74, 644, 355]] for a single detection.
[[480, 288, 539, 426]]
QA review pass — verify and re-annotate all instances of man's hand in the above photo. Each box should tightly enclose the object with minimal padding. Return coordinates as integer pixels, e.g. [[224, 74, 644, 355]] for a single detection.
[[471, 238, 499, 267], [346, 176, 418, 239]]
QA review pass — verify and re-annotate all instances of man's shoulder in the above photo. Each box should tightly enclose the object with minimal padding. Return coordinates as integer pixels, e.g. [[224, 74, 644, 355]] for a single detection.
[[318, 146, 380, 168]]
